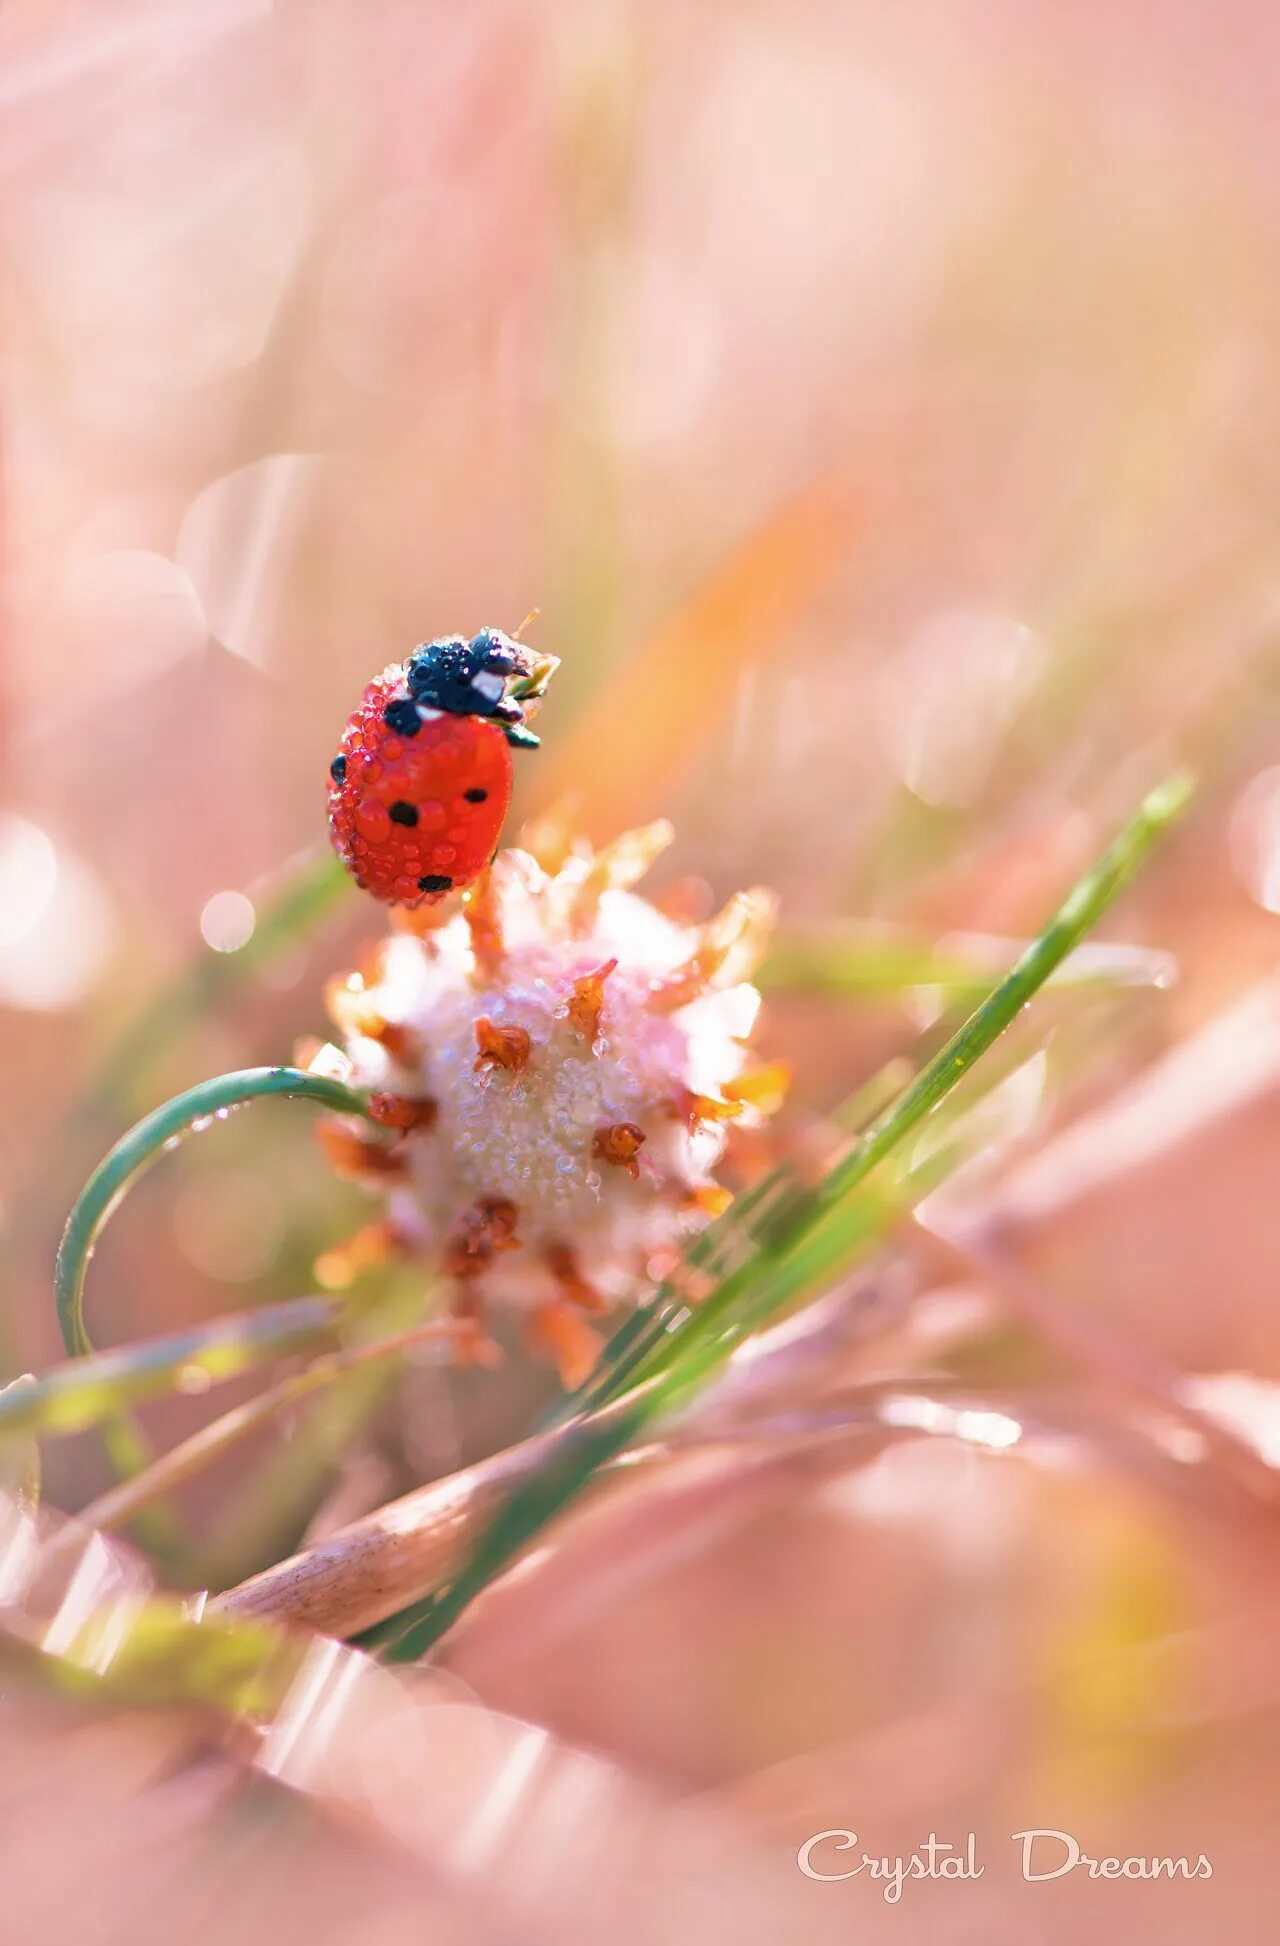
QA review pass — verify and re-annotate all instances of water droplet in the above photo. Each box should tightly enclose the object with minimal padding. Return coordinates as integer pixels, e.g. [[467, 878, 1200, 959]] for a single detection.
[[356, 798, 392, 843]]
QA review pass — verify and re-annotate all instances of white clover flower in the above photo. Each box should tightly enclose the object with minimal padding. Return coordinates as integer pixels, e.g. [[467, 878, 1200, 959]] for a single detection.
[[313, 822, 783, 1383]]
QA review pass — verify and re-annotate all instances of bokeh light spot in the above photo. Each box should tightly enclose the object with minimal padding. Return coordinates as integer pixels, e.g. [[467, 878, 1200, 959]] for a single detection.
[[0, 816, 58, 951], [200, 890, 255, 954], [0, 815, 112, 1011]]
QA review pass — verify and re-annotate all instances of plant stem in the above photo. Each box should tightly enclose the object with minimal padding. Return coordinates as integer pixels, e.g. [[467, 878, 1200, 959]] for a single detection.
[[55, 1067, 372, 1364], [0, 1297, 340, 1439], [71, 1318, 474, 1540], [52, 1066, 374, 1503]]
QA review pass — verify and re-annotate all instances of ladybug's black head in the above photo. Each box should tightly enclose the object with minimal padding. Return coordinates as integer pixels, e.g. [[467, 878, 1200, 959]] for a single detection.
[[405, 629, 536, 722], [400, 626, 521, 712], [403, 628, 558, 748]]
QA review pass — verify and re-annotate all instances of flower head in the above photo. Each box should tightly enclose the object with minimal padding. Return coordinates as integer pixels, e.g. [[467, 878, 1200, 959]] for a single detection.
[[315, 821, 782, 1382]]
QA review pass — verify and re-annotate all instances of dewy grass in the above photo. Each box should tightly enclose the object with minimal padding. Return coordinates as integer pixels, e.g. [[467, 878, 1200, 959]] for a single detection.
[[51, 1066, 375, 1499], [629, 771, 1195, 1391], [55, 1065, 373, 1363], [369, 772, 1192, 1660], [0, 1298, 341, 1441]]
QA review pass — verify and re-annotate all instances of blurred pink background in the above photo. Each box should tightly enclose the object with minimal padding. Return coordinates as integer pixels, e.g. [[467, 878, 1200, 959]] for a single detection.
[[5, 2, 1280, 1938]]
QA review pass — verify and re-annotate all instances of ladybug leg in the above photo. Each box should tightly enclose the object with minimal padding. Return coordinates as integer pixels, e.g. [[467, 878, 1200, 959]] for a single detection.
[[468, 636, 558, 738], [489, 694, 526, 726]]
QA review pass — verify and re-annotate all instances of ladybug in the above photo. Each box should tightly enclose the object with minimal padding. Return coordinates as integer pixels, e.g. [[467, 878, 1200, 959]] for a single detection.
[[327, 628, 557, 906]]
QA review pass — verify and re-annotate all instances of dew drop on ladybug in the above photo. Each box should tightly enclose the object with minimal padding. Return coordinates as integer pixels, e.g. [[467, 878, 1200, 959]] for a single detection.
[[327, 629, 557, 907]]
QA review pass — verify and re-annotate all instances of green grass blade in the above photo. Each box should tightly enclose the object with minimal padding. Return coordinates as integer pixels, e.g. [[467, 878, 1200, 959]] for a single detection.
[[55, 1066, 373, 1362], [0, 1298, 340, 1440], [627, 771, 1194, 1390]]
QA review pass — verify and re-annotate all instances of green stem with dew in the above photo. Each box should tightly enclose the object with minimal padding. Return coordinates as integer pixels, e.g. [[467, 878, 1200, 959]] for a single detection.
[[55, 1067, 373, 1363], [52, 1067, 375, 1501]]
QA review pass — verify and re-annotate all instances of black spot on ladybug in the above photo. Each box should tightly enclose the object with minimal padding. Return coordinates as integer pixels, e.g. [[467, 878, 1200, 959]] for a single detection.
[[384, 696, 422, 737], [330, 755, 347, 783], [389, 800, 419, 826], [417, 873, 454, 894], [464, 787, 489, 804]]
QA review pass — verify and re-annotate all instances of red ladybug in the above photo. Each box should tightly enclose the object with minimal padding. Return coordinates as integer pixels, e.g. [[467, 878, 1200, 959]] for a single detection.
[[328, 629, 556, 906]]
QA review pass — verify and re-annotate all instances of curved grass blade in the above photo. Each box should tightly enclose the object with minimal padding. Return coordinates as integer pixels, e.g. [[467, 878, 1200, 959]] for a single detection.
[[56, 1066, 372, 1364]]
